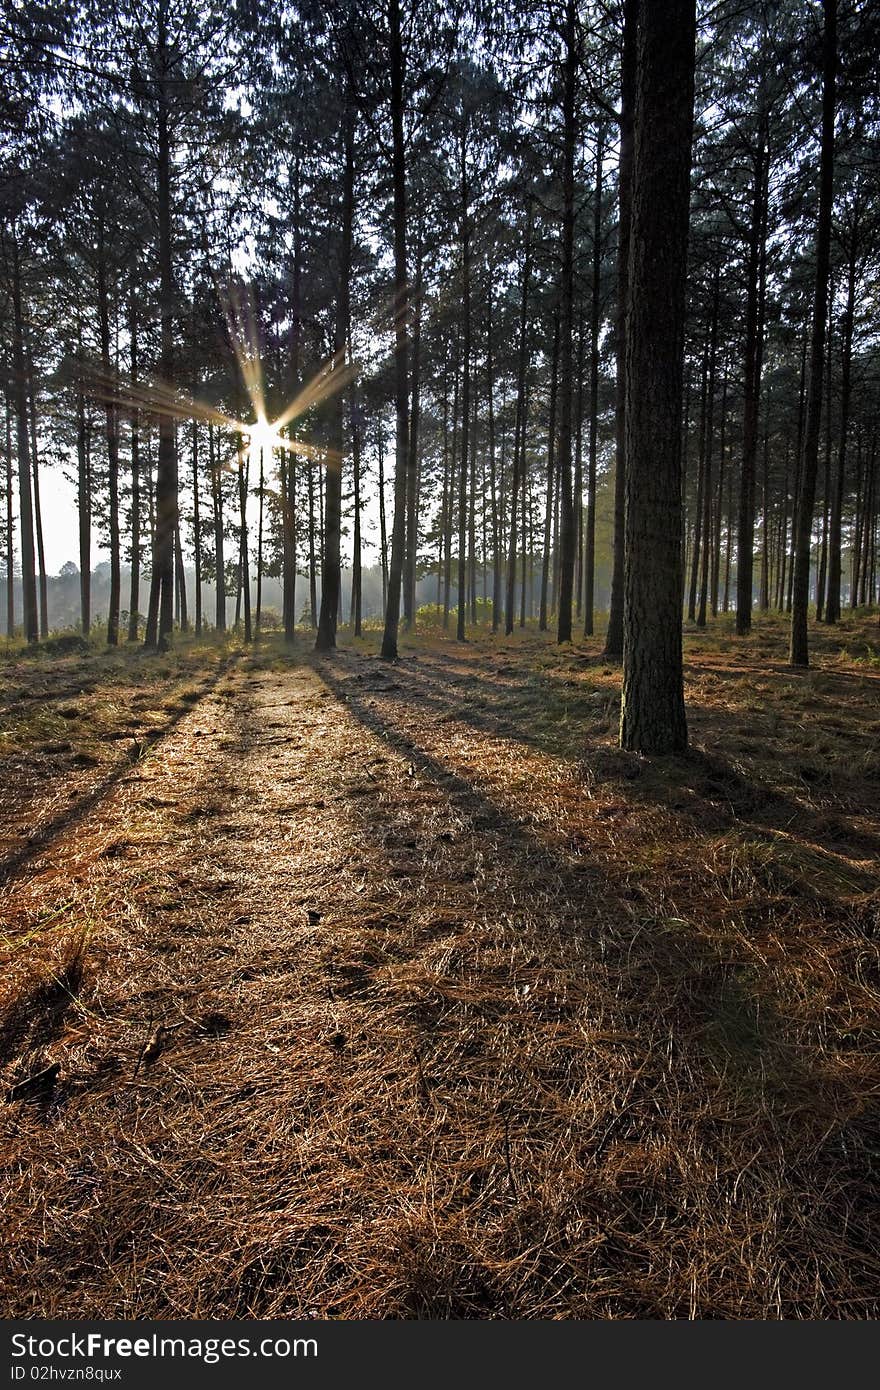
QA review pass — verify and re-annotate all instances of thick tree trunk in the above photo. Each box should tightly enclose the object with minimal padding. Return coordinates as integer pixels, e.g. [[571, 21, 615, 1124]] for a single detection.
[[619, 0, 695, 754], [790, 0, 836, 666]]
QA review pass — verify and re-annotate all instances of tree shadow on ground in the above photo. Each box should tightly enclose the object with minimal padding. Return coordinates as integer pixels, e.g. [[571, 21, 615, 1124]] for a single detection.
[[0, 658, 236, 892], [307, 655, 879, 1314], [347, 648, 880, 868]]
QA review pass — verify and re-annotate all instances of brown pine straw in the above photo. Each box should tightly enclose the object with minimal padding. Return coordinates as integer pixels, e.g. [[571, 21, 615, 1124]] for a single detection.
[[0, 614, 878, 1318]]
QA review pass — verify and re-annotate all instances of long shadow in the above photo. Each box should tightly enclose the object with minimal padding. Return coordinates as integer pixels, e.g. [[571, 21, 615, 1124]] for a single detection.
[[312, 659, 879, 1247], [360, 652, 880, 867], [0, 657, 237, 892], [312, 658, 817, 1088]]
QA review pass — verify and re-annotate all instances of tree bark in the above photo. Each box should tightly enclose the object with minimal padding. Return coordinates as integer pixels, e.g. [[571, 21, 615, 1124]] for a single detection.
[[506, 210, 532, 635], [540, 310, 560, 632], [583, 124, 604, 637], [145, 0, 177, 649], [790, 0, 836, 666], [556, 0, 578, 645], [317, 98, 354, 653], [619, 0, 695, 754], [825, 203, 858, 624], [10, 236, 37, 643], [380, 0, 410, 662], [128, 286, 141, 639], [736, 109, 769, 635]]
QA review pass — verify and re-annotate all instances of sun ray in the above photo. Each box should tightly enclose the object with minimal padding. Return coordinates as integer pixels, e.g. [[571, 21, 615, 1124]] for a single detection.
[[79, 277, 359, 475], [271, 351, 359, 434]]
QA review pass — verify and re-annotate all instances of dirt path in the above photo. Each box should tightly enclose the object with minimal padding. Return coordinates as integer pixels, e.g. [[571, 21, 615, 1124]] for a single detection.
[[2, 644, 878, 1318]]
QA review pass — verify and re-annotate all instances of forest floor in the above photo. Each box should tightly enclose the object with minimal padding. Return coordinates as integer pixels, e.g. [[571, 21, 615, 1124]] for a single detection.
[[1, 612, 879, 1318]]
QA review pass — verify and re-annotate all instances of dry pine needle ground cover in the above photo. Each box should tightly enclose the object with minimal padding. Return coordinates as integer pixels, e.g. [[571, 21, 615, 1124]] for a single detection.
[[0, 612, 878, 1318]]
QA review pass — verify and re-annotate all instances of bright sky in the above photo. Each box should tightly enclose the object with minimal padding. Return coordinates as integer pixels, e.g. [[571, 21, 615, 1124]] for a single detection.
[[40, 466, 103, 575]]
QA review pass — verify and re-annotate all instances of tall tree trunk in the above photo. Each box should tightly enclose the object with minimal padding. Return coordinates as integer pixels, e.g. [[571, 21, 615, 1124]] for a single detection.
[[307, 462, 317, 627], [10, 236, 37, 643], [790, 0, 836, 666], [759, 419, 771, 611], [540, 311, 560, 631], [317, 100, 354, 652], [404, 212, 423, 627], [380, 0, 410, 662], [192, 421, 202, 634], [209, 421, 226, 631], [697, 264, 720, 627], [456, 121, 472, 642], [128, 286, 141, 639], [584, 123, 604, 637], [283, 159, 302, 642], [736, 110, 769, 635], [556, 0, 578, 645], [619, 0, 695, 754], [4, 380, 13, 635], [255, 448, 264, 635], [76, 360, 91, 636], [506, 211, 532, 635], [237, 440, 251, 642], [96, 222, 121, 646], [815, 318, 834, 622], [145, 1, 177, 649], [825, 204, 858, 624], [25, 347, 48, 637], [604, 0, 637, 660], [687, 333, 708, 621], [377, 417, 388, 610], [711, 363, 727, 615], [486, 287, 501, 632], [350, 371, 363, 636], [174, 522, 188, 631]]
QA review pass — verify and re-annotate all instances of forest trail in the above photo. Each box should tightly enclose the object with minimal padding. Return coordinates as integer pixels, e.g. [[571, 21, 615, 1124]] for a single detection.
[[2, 635, 879, 1317]]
